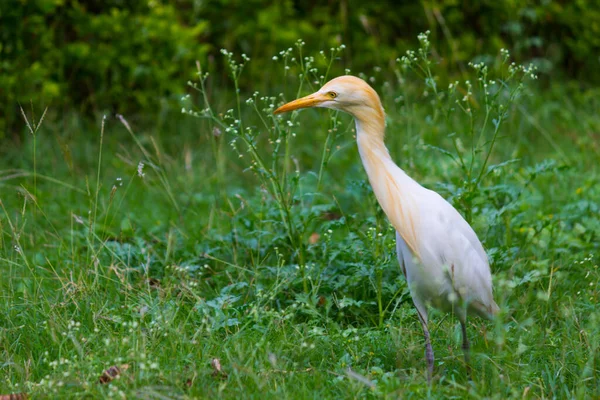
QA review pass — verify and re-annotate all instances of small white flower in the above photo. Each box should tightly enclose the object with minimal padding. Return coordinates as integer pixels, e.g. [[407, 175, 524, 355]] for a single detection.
[[137, 162, 145, 178]]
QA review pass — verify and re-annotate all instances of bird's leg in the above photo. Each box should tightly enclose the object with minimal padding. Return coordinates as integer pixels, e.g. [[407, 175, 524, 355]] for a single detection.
[[460, 320, 472, 380], [418, 315, 434, 383]]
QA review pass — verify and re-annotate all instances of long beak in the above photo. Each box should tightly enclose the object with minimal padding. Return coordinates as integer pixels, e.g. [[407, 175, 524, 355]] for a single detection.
[[273, 93, 327, 114]]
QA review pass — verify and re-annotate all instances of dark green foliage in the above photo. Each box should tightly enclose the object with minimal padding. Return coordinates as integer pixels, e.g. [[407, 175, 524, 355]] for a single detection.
[[0, 0, 207, 136], [2, 0, 600, 138]]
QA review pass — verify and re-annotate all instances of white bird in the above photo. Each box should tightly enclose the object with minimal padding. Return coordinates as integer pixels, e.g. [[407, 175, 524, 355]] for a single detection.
[[274, 75, 498, 382]]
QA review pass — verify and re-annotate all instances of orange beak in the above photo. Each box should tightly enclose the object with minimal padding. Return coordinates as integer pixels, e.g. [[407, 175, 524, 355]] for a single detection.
[[273, 93, 328, 114]]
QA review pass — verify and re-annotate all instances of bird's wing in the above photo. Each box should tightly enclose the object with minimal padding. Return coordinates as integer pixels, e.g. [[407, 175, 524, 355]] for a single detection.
[[416, 189, 496, 316], [371, 154, 497, 316], [395, 231, 408, 278]]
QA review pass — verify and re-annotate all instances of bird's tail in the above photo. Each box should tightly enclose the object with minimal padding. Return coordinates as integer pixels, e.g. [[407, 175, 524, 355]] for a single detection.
[[471, 299, 500, 320], [490, 299, 500, 319], [490, 300, 500, 316]]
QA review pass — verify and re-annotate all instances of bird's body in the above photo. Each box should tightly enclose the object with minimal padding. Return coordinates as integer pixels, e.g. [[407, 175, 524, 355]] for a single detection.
[[275, 75, 498, 381]]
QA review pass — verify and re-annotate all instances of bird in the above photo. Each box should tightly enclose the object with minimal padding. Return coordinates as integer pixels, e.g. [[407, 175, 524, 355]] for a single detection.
[[274, 75, 498, 382]]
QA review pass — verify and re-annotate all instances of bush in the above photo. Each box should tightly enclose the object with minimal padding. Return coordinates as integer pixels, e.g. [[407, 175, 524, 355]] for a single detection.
[[1, 0, 599, 138], [0, 0, 207, 137]]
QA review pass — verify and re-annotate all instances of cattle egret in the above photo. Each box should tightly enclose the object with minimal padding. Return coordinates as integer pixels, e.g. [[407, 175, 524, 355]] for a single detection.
[[274, 76, 499, 382]]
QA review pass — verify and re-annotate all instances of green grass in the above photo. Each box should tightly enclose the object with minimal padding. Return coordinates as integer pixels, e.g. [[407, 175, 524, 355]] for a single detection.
[[1, 44, 599, 399]]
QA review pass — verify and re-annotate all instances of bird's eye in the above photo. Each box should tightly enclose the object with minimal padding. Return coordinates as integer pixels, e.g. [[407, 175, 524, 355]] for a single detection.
[[328, 91, 337, 99]]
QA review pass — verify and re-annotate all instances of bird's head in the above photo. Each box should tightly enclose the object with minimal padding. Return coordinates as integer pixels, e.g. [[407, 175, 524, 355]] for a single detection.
[[274, 75, 384, 124]]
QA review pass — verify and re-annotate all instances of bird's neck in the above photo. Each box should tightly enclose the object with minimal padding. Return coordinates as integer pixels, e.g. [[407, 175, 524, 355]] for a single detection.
[[354, 114, 421, 255], [354, 112, 405, 186], [355, 118, 391, 172], [353, 105, 390, 165]]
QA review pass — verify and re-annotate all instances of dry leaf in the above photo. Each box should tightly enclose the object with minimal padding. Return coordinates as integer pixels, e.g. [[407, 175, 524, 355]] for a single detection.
[[322, 211, 342, 221], [317, 295, 327, 307], [99, 364, 129, 384], [210, 358, 227, 378], [309, 233, 320, 245], [146, 277, 161, 288], [0, 394, 28, 400]]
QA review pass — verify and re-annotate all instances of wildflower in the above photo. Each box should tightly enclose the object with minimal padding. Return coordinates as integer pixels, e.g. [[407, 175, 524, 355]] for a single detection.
[[137, 162, 145, 178]]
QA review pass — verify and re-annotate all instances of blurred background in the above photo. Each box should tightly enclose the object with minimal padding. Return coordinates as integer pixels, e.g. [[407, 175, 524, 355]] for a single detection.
[[2, 0, 599, 138]]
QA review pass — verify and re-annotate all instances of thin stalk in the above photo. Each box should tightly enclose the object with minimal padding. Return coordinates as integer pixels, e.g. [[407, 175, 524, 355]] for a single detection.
[[91, 117, 105, 259], [316, 131, 333, 191], [316, 114, 339, 191], [377, 267, 384, 327], [475, 114, 504, 185], [33, 132, 36, 207]]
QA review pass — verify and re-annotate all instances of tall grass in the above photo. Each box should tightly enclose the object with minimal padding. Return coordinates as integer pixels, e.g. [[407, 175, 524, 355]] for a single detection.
[[0, 35, 598, 398]]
